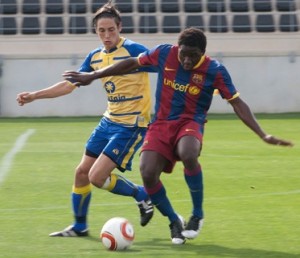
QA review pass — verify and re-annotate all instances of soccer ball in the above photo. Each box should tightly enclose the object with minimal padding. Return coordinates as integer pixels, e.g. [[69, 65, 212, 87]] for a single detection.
[[100, 217, 135, 251]]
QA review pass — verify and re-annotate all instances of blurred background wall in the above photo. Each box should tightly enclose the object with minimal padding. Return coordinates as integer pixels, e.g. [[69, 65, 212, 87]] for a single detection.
[[0, 0, 299, 117]]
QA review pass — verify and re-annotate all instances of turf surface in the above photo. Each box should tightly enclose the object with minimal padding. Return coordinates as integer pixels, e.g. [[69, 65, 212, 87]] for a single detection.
[[0, 114, 299, 258]]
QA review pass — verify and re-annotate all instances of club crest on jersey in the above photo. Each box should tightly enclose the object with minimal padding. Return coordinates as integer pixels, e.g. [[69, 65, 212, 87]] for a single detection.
[[192, 74, 203, 84], [188, 86, 201, 95], [105, 81, 126, 102], [104, 81, 116, 93], [112, 148, 119, 155]]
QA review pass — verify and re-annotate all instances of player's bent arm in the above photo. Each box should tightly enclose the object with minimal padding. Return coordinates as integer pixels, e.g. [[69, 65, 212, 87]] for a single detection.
[[63, 58, 141, 86], [32, 80, 76, 99], [229, 97, 293, 147], [229, 97, 268, 139], [17, 80, 76, 106], [94, 57, 140, 78]]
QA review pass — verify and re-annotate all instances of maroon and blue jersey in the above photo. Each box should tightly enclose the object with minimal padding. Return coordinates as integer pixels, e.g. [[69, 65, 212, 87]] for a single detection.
[[138, 44, 239, 124]]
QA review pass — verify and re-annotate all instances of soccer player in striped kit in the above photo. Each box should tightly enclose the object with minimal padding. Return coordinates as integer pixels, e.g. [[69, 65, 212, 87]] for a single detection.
[[16, 2, 154, 237], [63, 27, 293, 244]]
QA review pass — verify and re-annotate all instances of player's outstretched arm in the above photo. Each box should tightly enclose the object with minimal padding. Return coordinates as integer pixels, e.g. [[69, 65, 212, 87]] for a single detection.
[[229, 97, 294, 147], [16, 81, 76, 106], [63, 58, 140, 86]]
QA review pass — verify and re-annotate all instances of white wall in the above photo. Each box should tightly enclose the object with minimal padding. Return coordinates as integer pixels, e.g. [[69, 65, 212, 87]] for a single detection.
[[210, 54, 300, 113], [0, 57, 106, 117], [1, 53, 299, 117], [1, 0, 300, 117]]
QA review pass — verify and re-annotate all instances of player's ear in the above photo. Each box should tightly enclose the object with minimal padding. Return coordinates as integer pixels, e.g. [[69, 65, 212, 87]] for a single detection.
[[119, 22, 123, 33], [93, 24, 97, 34]]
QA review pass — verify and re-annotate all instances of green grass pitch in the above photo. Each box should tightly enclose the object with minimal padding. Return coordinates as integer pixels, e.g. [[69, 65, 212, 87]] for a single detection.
[[0, 114, 299, 258]]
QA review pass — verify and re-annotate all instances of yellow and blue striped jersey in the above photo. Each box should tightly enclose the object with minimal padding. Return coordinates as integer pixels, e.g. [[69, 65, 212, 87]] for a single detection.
[[78, 37, 153, 127]]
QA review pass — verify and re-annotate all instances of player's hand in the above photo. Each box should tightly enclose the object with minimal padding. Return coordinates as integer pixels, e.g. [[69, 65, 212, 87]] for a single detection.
[[262, 135, 294, 147], [16, 92, 34, 106], [62, 71, 94, 86]]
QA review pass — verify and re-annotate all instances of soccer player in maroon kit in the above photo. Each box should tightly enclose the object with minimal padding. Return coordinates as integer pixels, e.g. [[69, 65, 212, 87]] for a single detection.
[[63, 27, 293, 245]]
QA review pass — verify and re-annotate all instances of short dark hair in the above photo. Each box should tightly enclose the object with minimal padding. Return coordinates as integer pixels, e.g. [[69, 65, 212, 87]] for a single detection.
[[178, 28, 207, 53], [93, 1, 121, 27]]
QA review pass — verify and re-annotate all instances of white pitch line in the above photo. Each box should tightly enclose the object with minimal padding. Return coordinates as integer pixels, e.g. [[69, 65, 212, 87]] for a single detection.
[[0, 129, 36, 185]]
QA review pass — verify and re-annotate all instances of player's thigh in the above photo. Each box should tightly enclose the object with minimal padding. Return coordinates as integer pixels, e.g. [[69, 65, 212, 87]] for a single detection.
[[89, 154, 118, 184]]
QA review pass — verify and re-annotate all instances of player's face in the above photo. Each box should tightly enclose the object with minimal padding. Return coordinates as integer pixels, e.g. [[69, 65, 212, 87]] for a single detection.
[[178, 45, 204, 70], [95, 17, 121, 51]]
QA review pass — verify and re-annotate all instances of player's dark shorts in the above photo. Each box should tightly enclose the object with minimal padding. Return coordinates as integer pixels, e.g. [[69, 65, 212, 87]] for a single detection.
[[85, 117, 146, 172], [141, 119, 204, 173]]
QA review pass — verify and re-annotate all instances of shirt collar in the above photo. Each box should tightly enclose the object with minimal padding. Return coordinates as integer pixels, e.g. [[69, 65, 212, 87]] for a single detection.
[[103, 37, 125, 53], [193, 55, 206, 69]]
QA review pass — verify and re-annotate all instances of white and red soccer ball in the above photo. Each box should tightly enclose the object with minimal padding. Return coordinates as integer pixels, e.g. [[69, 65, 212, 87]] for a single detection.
[[100, 217, 135, 251]]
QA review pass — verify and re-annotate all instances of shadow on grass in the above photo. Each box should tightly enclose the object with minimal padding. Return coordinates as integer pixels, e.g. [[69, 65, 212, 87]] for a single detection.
[[74, 236, 299, 257], [133, 239, 299, 258]]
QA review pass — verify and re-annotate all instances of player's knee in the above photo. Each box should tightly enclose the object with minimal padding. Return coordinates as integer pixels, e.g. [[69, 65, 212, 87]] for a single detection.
[[180, 147, 200, 165], [75, 165, 89, 182], [89, 177, 104, 188], [140, 162, 149, 179], [140, 164, 159, 187], [140, 172, 152, 186], [88, 171, 106, 188], [75, 164, 87, 175], [181, 156, 199, 171]]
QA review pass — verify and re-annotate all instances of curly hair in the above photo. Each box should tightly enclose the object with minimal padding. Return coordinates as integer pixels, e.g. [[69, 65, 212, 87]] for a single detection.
[[178, 27, 207, 53]]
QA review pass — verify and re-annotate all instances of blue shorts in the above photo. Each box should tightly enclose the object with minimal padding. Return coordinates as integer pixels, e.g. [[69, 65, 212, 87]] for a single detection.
[[85, 117, 146, 172]]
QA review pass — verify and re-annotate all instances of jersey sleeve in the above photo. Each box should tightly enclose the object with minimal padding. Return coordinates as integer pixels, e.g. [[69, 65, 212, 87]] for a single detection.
[[78, 49, 100, 73], [124, 41, 148, 57], [123, 40, 158, 73], [66, 48, 100, 85], [138, 44, 171, 68], [138, 46, 161, 67], [213, 65, 239, 101]]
